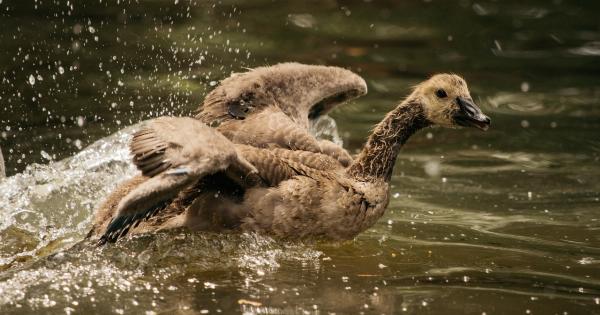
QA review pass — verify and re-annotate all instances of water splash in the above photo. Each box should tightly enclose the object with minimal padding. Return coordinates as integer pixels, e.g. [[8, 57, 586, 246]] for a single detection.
[[0, 122, 327, 313], [309, 115, 344, 147], [0, 125, 137, 270]]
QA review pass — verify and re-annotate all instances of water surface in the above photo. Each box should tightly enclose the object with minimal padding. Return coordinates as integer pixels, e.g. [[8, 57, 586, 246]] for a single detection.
[[1, 1, 599, 314]]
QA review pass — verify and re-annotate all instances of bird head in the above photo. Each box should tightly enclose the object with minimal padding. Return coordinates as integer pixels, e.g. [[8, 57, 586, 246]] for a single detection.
[[412, 74, 490, 131]]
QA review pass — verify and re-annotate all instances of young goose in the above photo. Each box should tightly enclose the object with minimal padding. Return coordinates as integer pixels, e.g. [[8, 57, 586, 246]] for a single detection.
[[91, 73, 490, 244], [198, 62, 367, 166]]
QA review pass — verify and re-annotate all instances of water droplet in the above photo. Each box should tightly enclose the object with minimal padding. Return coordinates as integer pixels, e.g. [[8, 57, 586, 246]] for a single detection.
[[493, 39, 502, 51], [521, 82, 530, 92], [288, 14, 316, 29], [40, 150, 52, 161], [58, 66, 64, 74], [203, 282, 217, 289], [424, 160, 441, 177], [473, 4, 489, 16], [72, 24, 82, 34], [28, 74, 35, 85]]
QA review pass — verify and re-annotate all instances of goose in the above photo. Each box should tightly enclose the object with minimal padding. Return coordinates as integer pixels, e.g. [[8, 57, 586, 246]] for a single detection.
[[89, 63, 366, 238], [90, 70, 490, 244]]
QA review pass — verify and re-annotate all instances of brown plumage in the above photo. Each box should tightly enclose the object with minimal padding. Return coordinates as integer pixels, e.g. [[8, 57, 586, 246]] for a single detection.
[[197, 63, 366, 166], [197, 62, 367, 128], [96, 117, 262, 244], [89, 69, 491, 244]]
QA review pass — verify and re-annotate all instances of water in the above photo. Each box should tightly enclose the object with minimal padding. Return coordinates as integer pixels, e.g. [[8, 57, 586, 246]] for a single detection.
[[1, 1, 600, 314]]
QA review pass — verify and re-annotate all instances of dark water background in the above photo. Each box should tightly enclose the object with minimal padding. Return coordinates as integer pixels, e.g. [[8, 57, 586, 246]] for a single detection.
[[1, 1, 599, 314]]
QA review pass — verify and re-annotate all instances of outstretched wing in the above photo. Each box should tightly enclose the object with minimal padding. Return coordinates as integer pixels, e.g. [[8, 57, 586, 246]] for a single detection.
[[95, 118, 352, 244], [196, 63, 365, 166], [98, 117, 258, 244], [196, 62, 367, 129]]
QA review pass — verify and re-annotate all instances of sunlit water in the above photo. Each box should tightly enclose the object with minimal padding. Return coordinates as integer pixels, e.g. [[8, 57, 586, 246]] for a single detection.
[[1, 1, 600, 314]]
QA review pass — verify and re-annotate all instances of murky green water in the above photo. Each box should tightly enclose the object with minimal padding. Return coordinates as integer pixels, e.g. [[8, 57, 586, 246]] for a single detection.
[[1, 1, 599, 314]]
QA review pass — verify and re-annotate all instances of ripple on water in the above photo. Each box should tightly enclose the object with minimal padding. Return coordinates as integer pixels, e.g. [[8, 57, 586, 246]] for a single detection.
[[569, 41, 600, 56], [0, 231, 322, 313]]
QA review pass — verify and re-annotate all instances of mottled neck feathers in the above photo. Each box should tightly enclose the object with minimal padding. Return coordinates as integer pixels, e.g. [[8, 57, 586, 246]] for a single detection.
[[348, 99, 430, 182]]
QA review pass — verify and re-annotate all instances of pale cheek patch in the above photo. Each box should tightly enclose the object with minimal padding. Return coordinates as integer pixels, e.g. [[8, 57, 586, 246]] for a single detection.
[[426, 103, 454, 127]]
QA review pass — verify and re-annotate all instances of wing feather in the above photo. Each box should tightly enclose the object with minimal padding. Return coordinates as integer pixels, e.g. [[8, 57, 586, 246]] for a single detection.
[[98, 117, 258, 244], [195, 63, 364, 164], [196, 63, 367, 128]]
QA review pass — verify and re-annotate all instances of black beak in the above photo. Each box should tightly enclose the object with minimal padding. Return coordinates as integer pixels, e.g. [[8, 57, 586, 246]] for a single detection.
[[453, 97, 491, 131]]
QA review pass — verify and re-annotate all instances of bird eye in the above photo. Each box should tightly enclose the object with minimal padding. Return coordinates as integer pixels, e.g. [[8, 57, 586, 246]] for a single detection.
[[435, 89, 447, 98]]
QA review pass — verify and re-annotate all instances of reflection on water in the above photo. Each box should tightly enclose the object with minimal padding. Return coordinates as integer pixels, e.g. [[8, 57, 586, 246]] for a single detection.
[[1, 0, 600, 314]]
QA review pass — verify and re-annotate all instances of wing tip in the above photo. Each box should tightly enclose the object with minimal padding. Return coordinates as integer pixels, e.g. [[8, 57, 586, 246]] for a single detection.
[[96, 201, 169, 246]]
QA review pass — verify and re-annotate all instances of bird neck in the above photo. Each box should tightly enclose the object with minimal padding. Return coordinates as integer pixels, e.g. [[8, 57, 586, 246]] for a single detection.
[[348, 98, 430, 182]]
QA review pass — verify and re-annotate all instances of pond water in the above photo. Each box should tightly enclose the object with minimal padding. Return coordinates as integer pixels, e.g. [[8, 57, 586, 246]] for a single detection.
[[1, 1, 600, 314]]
